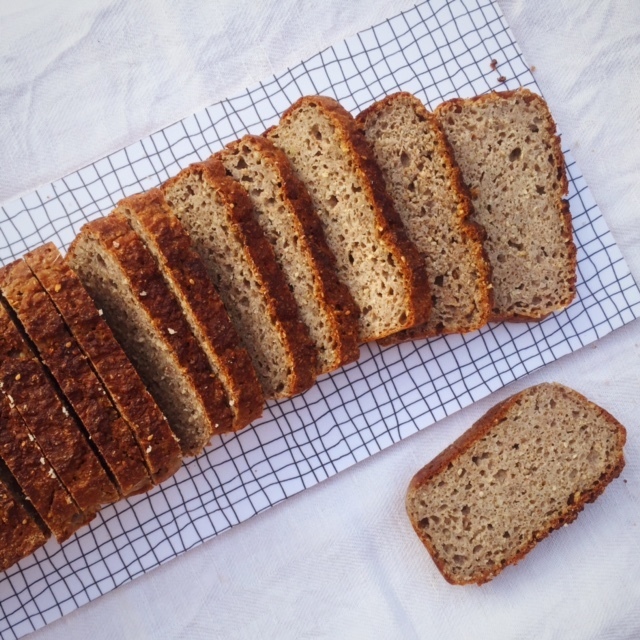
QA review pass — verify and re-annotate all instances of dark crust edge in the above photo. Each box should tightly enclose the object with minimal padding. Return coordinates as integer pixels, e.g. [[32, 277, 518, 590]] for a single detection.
[[269, 95, 432, 342], [26, 243, 182, 485], [220, 135, 361, 372], [164, 159, 317, 398], [69, 212, 234, 454], [1, 259, 150, 497], [357, 92, 493, 345], [405, 382, 627, 585], [435, 88, 577, 323], [118, 190, 265, 430]]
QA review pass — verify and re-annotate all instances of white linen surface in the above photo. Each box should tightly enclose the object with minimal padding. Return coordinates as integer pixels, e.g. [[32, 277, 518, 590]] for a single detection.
[[1, 0, 639, 638]]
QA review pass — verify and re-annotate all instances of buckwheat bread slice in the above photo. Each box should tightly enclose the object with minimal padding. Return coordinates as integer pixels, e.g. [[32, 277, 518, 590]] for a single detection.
[[162, 159, 316, 399], [0, 463, 50, 571], [67, 213, 233, 456], [0, 298, 117, 515], [24, 243, 182, 485], [357, 92, 492, 343], [0, 370, 88, 542], [116, 190, 264, 431], [218, 135, 360, 374], [435, 89, 577, 321], [265, 95, 431, 342], [0, 259, 151, 497], [406, 382, 626, 585]]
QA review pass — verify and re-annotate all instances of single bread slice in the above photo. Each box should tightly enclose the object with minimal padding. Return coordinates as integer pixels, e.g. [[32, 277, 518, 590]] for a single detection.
[[0, 298, 118, 516], [0, 259, 151, 497], [67, 213, 233, 456], [24, 243, 182, 485], [116, 190, 264, 431], [357, 92, 492, 343], [218, 135, 360, 374], [406, 382, 626, 585], [0, 463, 50, 571], [162, 159, 316, 399], [265, 95, 431, 342], [0, 374, 88, 542], [435, 89, 577, 321]]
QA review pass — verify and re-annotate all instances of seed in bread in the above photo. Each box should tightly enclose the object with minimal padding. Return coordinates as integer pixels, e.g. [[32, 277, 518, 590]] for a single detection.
[[435, 89, 576, 321], [406, 382, 626, 585]]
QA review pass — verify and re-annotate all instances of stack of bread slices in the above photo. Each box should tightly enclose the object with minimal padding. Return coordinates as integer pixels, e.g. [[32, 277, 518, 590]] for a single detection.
[[0, 88, 577, 571]]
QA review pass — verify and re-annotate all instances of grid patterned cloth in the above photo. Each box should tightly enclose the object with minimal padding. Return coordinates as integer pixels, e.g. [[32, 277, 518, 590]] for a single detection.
[[0, 0, 638, 637]]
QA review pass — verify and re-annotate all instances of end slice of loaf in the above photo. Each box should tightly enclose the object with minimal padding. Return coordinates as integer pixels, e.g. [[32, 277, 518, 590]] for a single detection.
[[357, 92, 492, 342], [0, 259, 151, 497], [116, 190, 264, 431], [67, 213, 233, 456], [406, 382, 626, 585], [265, 95, 431, 342], [0, 296, 118, 516], [162, 159, 316, 399], [218, 135, 360, 374], [24, 243, 182, 485], [435, 89, 576, 321]]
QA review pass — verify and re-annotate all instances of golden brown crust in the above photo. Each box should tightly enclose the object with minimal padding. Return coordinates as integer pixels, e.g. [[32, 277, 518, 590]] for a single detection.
[[358, 92, 493, 345], [164, 159, 317, 397], [69, 213, 234, 452], [25, 243, 182, 485], [435, 89, 576, 323], [118, 190, 265, 430], [406, 382, 626, 585], [0, 290, 117, 515], [219, 135, 361, 372], [1, 259, 150, 497], [274, 95, 431, 340]]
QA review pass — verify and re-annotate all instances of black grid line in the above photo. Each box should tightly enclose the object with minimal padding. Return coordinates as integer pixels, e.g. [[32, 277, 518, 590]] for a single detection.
[[0, 0, 639, 637]]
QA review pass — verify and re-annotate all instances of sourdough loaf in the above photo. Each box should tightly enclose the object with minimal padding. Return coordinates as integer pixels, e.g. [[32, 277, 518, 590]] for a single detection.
[[435, 89, 576, 321], [218, 135, 360, 374], [24, 243, 182, 485], [357, 92, 492, 342], [116, 190, 264, 431], [406, 382, 626, 585], [265, 95, 431, 342], [67, 213, 233, 456], [162, 158, 316, 399]]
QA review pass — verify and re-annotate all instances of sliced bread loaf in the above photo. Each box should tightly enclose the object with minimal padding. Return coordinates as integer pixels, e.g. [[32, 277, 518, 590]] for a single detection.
[[116, 190, 264, 431], [162, 158, 316, 399], [0, 368, 88, 542], [67, 213, 234, 456], [0, 259, 151, 497], [0, 297, 118, 515], [217, 135, 360, 374], [357, 92, 492, 343], [435, 89, 576, 321], [406, 382, 626, 585], [24, 243, 182, 485], [265, 95, 431, 342], [0, 462, 50, 570]]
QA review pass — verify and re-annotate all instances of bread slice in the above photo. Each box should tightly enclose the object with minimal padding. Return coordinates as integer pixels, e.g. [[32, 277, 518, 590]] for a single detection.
[[116, 190, 264, 431], [162, 159, 316, 399], [0, 462, 50, 570], [24, 243, 182, 485], [435, 89, 577, 321], [265, 95, 431, 342], [0, 371, 88, 542], [217, 135, 360, 374], [357, 92, 492, 343], [0, 259, 151, 497], [406, 382, 626, 585], [67, 213, 233, 456], [0, 298, 118, 516]]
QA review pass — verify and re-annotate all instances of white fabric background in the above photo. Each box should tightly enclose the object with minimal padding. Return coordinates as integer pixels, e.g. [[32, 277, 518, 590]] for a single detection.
[[1, 0, 639, 638]]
